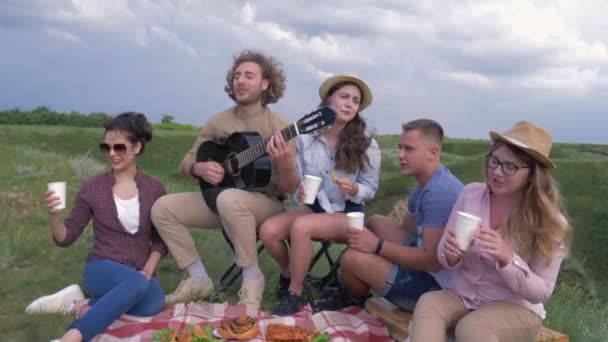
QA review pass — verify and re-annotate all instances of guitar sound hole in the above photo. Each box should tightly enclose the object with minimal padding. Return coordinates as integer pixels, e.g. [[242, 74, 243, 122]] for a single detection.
[[227, 153, 241, 177]]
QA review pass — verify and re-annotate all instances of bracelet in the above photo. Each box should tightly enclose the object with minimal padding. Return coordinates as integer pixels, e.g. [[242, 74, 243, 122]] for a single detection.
[[189, 163, 199, 178], [375, 239, 384, 255]]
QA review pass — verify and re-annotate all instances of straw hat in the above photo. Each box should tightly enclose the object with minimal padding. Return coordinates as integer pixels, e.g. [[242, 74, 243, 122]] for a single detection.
[[489, 120, 555, 168], [318, 73, 373, 111]]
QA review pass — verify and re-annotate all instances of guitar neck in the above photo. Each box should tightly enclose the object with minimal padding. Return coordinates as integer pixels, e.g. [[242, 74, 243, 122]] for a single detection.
[[228, 124, 299, 169]]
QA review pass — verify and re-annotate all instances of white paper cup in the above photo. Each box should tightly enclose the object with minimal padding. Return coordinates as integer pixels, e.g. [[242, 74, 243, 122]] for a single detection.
[[302, 175, 322, 205], [47, 181, 66, 210], [347, 212, 365, 230], [454, 211, 481, 250]]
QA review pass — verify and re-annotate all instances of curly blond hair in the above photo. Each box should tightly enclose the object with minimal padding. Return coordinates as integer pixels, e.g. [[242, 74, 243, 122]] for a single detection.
[[224, 49, 287, 105]]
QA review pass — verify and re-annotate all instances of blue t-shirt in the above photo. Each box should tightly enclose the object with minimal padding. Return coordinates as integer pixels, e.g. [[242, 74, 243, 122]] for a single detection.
[[407, 165, 463, 287]]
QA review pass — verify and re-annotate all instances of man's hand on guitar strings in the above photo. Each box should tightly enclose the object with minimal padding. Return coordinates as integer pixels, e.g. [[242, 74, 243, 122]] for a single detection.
[[196, 161, 225, 185]]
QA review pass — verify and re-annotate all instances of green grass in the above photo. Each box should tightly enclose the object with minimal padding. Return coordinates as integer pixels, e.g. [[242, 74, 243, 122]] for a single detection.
[[1, 125, 607, 341]]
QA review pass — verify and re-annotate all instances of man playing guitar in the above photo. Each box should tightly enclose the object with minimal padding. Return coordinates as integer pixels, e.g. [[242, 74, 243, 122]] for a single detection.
[[151, 49, 299, 310]]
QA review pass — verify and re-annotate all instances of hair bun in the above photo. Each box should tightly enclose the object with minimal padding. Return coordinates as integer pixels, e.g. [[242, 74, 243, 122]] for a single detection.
[[104, 111, 153, 154], [131, 113, 152, 142]]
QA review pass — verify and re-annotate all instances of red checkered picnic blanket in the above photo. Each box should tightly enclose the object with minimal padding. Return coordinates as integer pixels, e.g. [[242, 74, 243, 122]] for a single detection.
[[89, 302, 391, 341]]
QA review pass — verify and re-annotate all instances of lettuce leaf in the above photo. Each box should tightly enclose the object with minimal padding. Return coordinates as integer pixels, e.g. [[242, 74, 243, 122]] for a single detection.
[[311, 332, 331, 342], [153, 327, 175, 342]]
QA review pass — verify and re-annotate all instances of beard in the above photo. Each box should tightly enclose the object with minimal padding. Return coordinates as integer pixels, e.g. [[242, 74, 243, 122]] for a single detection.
[[235, 89, 264, 105]]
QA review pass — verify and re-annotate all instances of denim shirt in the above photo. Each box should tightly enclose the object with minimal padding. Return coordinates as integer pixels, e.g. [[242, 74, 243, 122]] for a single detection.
[[294, 133, 381, 213]]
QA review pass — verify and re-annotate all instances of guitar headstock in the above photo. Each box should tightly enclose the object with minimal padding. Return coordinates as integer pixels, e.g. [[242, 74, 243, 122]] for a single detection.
[[295, 106, 336, 135]]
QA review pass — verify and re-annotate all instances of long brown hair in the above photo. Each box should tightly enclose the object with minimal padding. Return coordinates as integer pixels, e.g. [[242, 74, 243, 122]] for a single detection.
[[322, 82, 372, 173], [488, 143, 572, 264]]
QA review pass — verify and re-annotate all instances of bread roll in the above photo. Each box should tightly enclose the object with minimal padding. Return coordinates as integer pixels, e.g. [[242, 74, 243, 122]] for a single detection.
[[218, 315, 259, 340]]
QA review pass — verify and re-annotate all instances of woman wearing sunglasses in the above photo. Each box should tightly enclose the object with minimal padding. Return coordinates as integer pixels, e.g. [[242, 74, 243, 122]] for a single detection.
[[409, 121, 571, 342], [30, 112, 168, 342]]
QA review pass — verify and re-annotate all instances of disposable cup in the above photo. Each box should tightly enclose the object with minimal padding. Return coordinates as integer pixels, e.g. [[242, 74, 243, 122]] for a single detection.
[[454, 211, 481, 250], [347, 212, 365, 230], [302, 175, 322, 205], [47, 181, 67, 210]]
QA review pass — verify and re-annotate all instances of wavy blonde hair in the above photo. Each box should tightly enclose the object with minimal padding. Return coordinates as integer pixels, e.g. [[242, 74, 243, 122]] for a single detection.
[[224, 49, 286, 105], [489, 143, 572, 265]]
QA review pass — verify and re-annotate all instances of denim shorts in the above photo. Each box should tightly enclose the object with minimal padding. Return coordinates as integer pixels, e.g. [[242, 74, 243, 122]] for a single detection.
[[377, 236, 441, 311], [307, 199, 364, 214]]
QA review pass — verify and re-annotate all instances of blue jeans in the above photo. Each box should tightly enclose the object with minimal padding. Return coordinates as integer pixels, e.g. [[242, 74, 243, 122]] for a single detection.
[[69, 259, 165, 341], [377, 236, 441, 311]]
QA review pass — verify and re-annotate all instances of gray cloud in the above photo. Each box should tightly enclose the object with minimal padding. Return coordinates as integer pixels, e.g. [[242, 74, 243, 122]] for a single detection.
[[0, 0, 607, 143]]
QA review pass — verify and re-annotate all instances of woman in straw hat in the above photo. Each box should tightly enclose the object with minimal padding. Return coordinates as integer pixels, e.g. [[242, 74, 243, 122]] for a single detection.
[[409, 121, 572, 342], [259, 73, 381, 316]]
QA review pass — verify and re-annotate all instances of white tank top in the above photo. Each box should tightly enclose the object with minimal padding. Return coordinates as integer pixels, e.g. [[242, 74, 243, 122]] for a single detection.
[[114, 194, 140, 234]]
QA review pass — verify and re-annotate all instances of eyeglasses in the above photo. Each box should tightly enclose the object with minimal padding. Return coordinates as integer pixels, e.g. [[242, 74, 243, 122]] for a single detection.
[[485, 153, 529, 176], [99, 143, 128, 155]]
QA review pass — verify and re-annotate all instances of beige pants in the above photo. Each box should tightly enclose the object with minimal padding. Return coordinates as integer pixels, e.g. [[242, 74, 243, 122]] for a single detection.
[[151, 189, 284, 268], [410, 290, 542, 342]]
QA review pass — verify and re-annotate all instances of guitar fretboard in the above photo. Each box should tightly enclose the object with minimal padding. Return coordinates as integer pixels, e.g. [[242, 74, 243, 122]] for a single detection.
[[221, 124, 299, 170]]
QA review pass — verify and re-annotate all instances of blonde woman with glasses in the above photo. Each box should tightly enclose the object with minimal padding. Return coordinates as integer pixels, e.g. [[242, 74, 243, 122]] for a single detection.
[[410, 121, 572, 342]]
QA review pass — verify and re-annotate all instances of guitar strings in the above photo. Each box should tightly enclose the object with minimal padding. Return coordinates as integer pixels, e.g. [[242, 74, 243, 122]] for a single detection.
[[219, 125, 298, 171], [217, 108, 330, 173]]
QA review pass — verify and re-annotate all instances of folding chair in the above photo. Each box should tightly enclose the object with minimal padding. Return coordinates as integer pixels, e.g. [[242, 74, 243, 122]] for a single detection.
[[303, 239, 346, 312], [215, 228, 344, 312]]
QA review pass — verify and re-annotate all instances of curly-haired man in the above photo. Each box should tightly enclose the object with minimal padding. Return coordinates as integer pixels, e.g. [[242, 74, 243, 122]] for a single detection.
[[151, 50, 299, 310]]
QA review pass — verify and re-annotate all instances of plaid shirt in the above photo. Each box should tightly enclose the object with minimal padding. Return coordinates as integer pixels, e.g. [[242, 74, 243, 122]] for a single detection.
[[55, 170, 168, 270]]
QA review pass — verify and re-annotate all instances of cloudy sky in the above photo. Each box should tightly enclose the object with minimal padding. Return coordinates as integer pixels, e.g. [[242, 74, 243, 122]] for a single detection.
[[1, 0, 607, 143]]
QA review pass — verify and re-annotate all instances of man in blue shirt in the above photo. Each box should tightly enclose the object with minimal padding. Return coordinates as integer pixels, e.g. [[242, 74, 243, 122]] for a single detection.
[[339, 119, 463, 310]]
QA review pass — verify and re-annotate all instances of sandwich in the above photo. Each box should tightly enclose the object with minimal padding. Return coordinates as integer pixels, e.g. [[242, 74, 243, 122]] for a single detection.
[[265, 323, 322, 342]]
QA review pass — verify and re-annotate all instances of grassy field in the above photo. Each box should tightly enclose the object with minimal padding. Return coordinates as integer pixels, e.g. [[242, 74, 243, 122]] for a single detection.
[[1, 125, 607, 341]]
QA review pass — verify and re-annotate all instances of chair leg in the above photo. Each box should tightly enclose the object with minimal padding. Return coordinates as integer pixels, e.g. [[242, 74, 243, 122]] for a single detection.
[[215, 229, 265, 293], [304, 242, 332, 290], [215, 262, 241, 293], [305, 242, 347, 312]]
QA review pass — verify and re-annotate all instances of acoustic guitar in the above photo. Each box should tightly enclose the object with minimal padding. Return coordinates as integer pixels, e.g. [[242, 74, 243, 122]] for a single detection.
[[196, 106, 336, 212]]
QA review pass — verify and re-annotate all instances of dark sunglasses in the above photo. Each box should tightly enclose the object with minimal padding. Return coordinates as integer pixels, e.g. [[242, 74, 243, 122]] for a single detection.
[[99, 143, 128, 155]]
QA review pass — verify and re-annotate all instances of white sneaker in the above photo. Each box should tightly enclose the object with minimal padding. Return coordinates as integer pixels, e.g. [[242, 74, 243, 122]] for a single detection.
[[26, 284, 85, 315], [237, 276, 265, 310], [165, 277, 214, 305]]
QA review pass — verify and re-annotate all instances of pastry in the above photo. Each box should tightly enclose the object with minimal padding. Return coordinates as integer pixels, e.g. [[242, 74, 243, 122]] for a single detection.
[[217, 315, 259, 340]]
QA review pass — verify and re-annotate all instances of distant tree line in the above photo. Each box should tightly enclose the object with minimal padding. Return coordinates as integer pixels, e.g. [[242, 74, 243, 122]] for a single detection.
[[0, 107, 199, 131], [0, 107, 111, 127]]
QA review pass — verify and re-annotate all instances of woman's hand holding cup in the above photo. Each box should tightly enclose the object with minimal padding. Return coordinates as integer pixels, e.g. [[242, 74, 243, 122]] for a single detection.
[[46, 181, 66, 214], [443, 228, 464, 266], [301, 175, 321, 204], [297, 183, 307, 203], [45, 191, 60, 214], [474, 227, 513, 267]]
